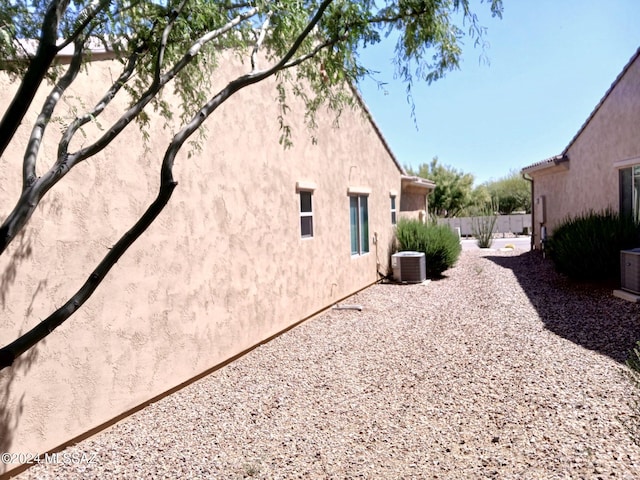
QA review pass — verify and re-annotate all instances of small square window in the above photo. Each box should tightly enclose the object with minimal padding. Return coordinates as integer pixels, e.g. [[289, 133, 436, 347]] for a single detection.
[[300, 191, 313, 238]]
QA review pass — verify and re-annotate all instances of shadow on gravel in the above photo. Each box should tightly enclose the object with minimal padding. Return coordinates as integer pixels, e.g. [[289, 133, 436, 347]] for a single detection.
[[485, 251, 640, 364]]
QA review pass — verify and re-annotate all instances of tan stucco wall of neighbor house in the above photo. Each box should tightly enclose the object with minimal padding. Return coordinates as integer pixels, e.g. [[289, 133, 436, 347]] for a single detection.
[[525, 49, 640, 249], [399, 178, 433, 220], [0, 56, 411, 474]]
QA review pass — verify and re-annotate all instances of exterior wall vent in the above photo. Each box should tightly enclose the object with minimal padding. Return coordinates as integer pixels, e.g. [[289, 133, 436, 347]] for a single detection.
[[621, 249, 640, 294], [392, 251, 426, 283]]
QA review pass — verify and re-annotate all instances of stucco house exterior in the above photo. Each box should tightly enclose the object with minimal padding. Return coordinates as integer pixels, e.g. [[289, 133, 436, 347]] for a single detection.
[[0, 51, 433, 475], [521, 47, 640, 249]]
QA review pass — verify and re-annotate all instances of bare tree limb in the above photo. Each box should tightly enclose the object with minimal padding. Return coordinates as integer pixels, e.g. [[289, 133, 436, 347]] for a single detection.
[[155, 0, 188, 87], [58, 43, 143, 161], [0, 171, 179, 371], [71, 6, 259, 165], [237, 0, 335, 84], [23, 37, 86, 188], [0, 0, 72, 158], [55, 0, 111, 52], [282, 35, 345, 70], [0, 0, 334, 371], [0, 7, 259, 258], [251, 12, 272, 72]]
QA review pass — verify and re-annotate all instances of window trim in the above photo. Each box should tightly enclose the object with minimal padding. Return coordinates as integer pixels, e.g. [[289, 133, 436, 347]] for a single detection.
[[296, 181, 317, 192], [348, 186, 372, 195]]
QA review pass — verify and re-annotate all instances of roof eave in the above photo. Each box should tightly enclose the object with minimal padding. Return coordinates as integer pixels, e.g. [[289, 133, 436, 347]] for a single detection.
[[401, 175, 436, 191], [521, 154, 569, 175], [349, 84, 406, 175]]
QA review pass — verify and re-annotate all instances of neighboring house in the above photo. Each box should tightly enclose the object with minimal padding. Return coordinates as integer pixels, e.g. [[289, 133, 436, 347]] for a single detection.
[[0, 53, 433, 473], [521, 47, 640, 249]]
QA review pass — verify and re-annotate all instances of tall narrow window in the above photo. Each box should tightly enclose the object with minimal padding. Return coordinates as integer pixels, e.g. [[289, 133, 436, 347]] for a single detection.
[[634, 165, 640, 223], [300, 191, 313, 238], [390, 195, 397, 225], [620, 167, 633, 219], [350, 195, 369, 255], [620, 165, 640, 223]]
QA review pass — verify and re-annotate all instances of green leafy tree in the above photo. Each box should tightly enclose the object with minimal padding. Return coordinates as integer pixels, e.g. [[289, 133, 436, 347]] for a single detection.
[[464, 184, 492, 216], [482, 170, 531, 214], [0, 0, 503, 370], [408, 157, 475, 217]]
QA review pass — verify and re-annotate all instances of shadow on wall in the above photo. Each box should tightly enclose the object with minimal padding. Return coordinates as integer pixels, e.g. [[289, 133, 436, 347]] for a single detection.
[[0, 340, 39, 457], [0, 230, 33, 308], [485, 251, 640, 364], [0, 227, 44, 458]]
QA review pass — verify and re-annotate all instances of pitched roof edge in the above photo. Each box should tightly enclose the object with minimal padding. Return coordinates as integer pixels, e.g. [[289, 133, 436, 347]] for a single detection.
[[349, 83, 407, 175], [15, 38, 117, 62], [16, 39, 407, 176], [521, 154, 568, 174], [561, 46, 640, 156]]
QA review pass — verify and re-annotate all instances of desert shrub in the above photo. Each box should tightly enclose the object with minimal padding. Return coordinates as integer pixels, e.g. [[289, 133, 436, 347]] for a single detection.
[[546, 208, 640, 281], [472, 213, 497, 248], [396, 218, 461, 277]]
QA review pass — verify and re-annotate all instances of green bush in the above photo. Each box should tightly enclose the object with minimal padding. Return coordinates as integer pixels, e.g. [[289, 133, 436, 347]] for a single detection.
[[547, 208, 640, 281], [396, 218, 461, 277]]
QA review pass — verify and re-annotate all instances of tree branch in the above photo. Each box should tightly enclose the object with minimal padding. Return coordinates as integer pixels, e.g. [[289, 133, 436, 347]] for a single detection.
[[0, 0, 71, 159], [251, 12, 272, 72], [155, 0, 188, 87], [58, 43, 143, 162], [0, 171, 179, 371], [71, 6, 259, 165], [282, 35, 345, 70], [265, 0, 333, 72], [0, 0, 335, 370], [23, 37, 85, 188], [0, 7, 259, 258], [0, 39, 87, 259], [55, 0, 111, 52]]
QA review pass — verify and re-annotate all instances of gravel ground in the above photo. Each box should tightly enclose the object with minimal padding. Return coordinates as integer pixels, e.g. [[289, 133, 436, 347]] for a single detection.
[[16, 249, 640, 479]]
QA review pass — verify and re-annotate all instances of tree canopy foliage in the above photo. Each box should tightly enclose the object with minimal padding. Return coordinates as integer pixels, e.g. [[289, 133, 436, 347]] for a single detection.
[[407, 157, 475, 217], [0, 0, 503, 370], [408, 161, 531, 217], [482, 170, 531, 214]]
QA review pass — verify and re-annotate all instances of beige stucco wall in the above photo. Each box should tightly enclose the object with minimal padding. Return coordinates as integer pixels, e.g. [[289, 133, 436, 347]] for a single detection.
[[400, 190, 428, 215], [529, 52, 640, 248], [0, 56, 405, 473]]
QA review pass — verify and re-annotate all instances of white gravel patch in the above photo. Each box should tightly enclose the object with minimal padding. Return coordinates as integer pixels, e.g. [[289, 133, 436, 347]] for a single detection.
[[17, 250, 640, 479]]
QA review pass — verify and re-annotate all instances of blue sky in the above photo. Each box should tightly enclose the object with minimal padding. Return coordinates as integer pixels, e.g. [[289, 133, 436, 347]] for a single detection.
[[356, 0, 640, 186]]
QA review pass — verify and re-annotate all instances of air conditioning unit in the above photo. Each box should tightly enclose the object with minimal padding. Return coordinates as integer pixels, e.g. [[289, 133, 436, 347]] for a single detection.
[[392, 251, 426, 283], [621, 248, 640, 294]]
